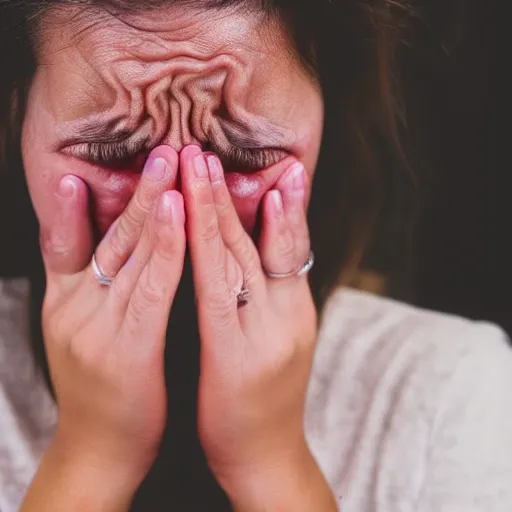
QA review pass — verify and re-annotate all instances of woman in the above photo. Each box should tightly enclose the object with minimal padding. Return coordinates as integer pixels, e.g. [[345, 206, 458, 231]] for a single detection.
[[1, 1, 512, 511]]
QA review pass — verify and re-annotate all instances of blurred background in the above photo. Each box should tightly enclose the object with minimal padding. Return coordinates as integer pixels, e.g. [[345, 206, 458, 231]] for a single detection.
[[350, 0, 511, 335], [1, 0, 509, 335]]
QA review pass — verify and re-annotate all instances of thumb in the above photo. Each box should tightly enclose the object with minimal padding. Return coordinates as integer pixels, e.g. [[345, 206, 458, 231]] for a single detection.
[[40, 175, 93, 278]]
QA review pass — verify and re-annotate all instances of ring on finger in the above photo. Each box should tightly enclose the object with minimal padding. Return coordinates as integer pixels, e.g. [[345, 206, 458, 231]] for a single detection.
[[265, 250, 315, 280], [91, 253, 115, 287], [235, 283, 250, 307]]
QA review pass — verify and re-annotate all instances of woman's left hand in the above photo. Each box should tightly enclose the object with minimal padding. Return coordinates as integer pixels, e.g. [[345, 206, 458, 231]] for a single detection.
[[180, 146, 337, 511]]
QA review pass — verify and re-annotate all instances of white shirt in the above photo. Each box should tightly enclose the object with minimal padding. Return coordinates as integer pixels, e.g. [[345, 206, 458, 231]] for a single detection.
[[1, 278, 512, 511]]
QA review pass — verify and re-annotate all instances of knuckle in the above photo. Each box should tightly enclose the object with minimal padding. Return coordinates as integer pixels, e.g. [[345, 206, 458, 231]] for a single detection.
[[195, 182, 213, 203], [216, 194, 233, 218], [137, 274, 165, 307], [199, 217, 220, 244], [229, 227, 248, 252], [109, 219, 135, 259], [127, 287, 161, 328], [204, 290, 236, 326], [201, 271, 232, 304], [275, 229, 296, 263], [155, 224, 183, 262], [234, 238, 261, 275], [124, 196, 148, 228]]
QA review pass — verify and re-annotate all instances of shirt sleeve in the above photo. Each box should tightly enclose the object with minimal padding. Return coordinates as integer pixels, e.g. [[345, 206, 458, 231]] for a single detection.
[[417, 324, 512, 512]]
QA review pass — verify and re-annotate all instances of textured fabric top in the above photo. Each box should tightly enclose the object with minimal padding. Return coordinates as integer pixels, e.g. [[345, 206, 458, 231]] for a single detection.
[[1, 278, 512, 511]]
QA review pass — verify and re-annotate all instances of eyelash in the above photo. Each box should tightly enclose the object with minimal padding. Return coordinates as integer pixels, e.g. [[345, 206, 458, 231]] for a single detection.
[[207, 144, 285, 172], [80, 141, 147, 170], [71, 141, 285, 171]]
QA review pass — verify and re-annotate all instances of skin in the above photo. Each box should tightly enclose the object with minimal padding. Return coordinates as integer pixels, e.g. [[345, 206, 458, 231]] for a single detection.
[[23, 4, 323, 236], [19, 4, 335, 511]]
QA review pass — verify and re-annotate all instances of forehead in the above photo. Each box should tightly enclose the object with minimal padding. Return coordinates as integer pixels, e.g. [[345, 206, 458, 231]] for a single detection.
[[37, 4, 290, 68], [35, 4, 299, 123]]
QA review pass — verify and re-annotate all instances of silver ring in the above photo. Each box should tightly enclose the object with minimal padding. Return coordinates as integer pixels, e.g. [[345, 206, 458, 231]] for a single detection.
[[236, 285, 250, 307], [265, 250, 315, 279], [91, 253, 114, 287]]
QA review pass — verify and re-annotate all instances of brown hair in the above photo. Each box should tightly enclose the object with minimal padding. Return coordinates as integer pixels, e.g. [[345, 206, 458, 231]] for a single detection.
[[0, 0, 416, 307]]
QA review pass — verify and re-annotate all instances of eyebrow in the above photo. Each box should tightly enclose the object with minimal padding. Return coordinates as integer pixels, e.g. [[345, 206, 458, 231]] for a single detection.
[[217, 118, 292, 149], [58, 115, 293, 150], [56, 116, 141, 146]]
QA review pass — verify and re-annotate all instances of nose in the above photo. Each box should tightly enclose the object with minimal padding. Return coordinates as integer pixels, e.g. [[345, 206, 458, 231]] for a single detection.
[[160, 129, 203, 154]]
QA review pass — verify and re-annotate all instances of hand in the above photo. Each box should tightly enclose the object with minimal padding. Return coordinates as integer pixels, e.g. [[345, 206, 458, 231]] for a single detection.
[[37, 147, 184, 489], [180, 146, 335, 509]]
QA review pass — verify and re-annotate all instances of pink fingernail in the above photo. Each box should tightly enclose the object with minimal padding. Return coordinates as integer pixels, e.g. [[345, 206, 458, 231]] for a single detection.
[[206, 154, 223, 183], [158, 191, 184, 224], [58, 176, 77, 199], [193, 154, 208, 178], [171, 193, 185, 223], [143, 157, 168, 180], [270, 190, 283, 214], [287, 163, 305, 190], [157, 192, 173, 222]]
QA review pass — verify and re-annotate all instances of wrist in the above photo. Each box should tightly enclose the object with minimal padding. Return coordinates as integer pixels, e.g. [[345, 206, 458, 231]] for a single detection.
[[53, 421, 159, 482], [218, 440, 338, 512], [21, 437, 145, 512]]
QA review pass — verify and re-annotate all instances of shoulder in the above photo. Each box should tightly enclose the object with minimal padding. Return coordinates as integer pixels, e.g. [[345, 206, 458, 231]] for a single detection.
[[312, 286, 512, 418], [0, 278, 57, 512], [307, 288, 512, 510], [315, 286, 511, 384]]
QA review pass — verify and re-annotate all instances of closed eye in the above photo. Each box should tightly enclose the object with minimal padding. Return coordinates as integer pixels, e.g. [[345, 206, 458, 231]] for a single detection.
[[66, 139, 287, 172], [65, 139, 149, 170], [202, 142, 287, 172]]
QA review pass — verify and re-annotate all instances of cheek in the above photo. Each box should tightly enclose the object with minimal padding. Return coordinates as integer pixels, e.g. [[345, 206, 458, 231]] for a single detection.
[[246, 73, 324, 197], [22, 81, 64, 231], [22, 142, 62, 233]]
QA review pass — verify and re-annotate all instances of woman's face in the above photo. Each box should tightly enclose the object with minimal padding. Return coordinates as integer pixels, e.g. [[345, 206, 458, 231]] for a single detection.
[[22, 4, 323, 236]]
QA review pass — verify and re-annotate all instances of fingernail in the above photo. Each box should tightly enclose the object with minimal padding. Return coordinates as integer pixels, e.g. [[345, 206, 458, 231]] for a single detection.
[[157, 192, 173, 222], [270, 189, 283, 214], [286, 163, 305, 191], [144, 157, 168, 180], [193, 154, 208, 178], [158, 191, 184, 224], [58, 176, 77, 199], [206, 154, 223, 183], [171, 193, 185, 223]]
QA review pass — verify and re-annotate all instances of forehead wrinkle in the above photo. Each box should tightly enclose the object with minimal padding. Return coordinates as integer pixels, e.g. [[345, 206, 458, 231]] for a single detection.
[[39, 3, 281, 71], [115, 14, 263, 63], [38, 3, 302, 152]]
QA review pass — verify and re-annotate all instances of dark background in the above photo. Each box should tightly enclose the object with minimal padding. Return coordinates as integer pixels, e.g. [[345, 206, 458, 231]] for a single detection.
[[364, 0, 511, 335], [411, 0, 509, 334], [1, 0, 510, 335]]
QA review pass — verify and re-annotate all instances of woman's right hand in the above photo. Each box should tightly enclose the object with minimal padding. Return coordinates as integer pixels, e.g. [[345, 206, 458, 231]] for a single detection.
[[21, 146, 185, 511]]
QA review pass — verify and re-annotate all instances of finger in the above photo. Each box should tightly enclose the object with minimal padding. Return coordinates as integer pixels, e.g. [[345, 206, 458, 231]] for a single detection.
[[93, 145, 178, 281], [115, 191, 186, 342], [107, 188, 182, 312], [40, 175, 93, 279], [258, 162, 310, 288], [180, 145, 238, 327], [274, 162, 310, 262], [204, 154, 265, 296]]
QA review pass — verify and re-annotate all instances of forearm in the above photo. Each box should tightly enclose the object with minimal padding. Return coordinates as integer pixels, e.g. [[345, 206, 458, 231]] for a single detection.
[[221, 443, 339, 512], [20, 439, 144, 512]]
